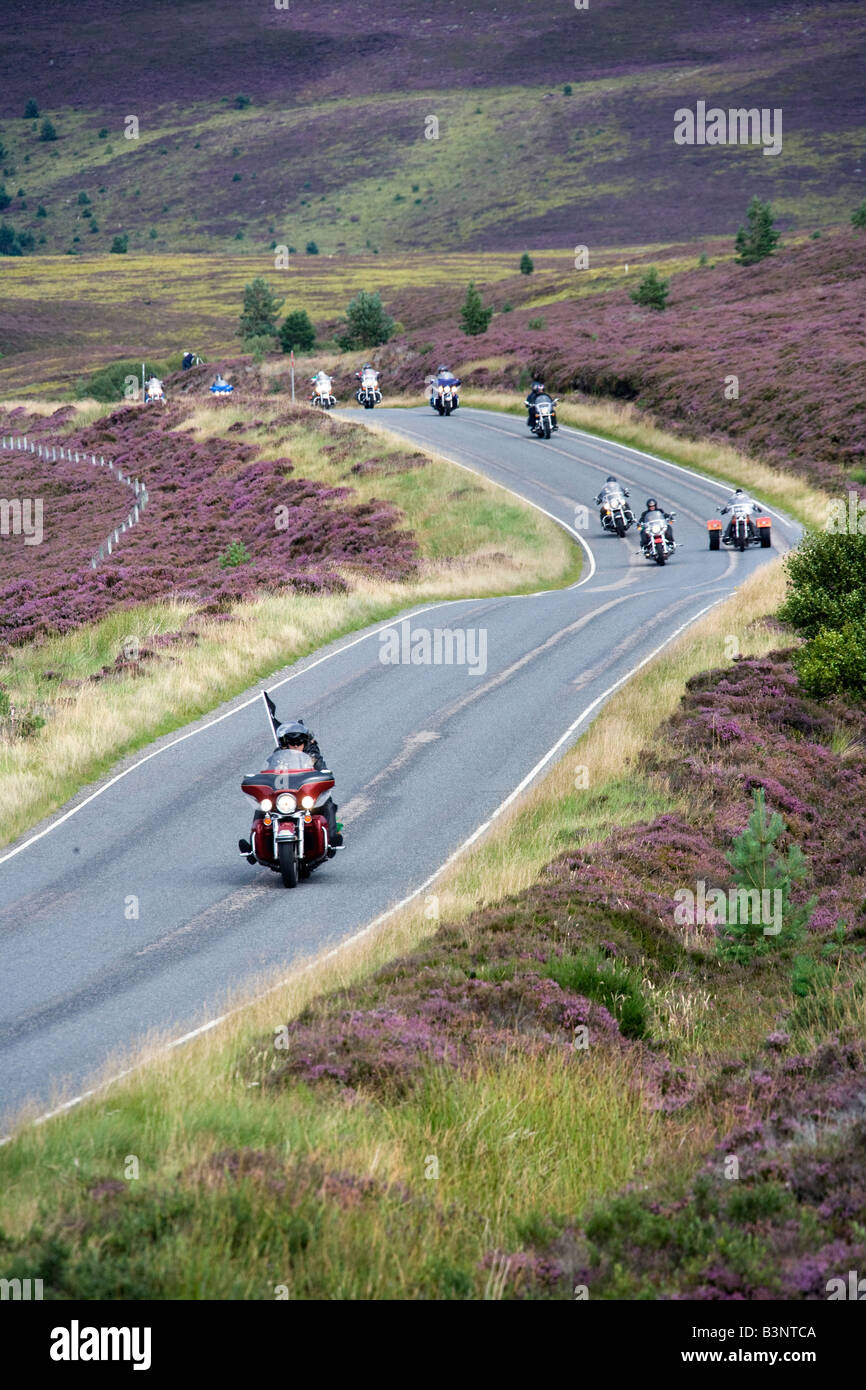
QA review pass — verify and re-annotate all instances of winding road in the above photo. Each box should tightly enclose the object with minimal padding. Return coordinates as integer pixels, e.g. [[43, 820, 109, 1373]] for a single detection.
[[0, 407, 800, 1132]]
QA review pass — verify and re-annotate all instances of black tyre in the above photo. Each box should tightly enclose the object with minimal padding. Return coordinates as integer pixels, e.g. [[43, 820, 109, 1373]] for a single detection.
[[760, 530, 771, 548], [709, 533, 720, 551], [365, 398, 373, 409], [615, 517, 626, 537], [277, 840, 298, 888], [737, 531, 746, 552], [543, 419, 551, 439], [444, 401, 451, 416]]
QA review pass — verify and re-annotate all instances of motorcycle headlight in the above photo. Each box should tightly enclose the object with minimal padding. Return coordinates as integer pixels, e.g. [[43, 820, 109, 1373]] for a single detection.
[[301, 795, 315, 810], [275, 793, 296, 813], [260, 798, 273, 812]]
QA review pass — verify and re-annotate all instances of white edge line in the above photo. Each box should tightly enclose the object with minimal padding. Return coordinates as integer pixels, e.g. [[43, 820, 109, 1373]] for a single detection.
[[1, 592, 728, 1144]]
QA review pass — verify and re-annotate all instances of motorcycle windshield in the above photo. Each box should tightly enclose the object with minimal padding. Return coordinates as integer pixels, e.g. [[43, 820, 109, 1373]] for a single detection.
[[535, 394, 553, 407]]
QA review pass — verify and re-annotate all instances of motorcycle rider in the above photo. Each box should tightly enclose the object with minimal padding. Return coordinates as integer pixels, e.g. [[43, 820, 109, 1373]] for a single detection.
[[594, 474, 633, 523], [239, 720, 343, 862], [431, 364, 461, 409], [719, 486, 763, 543], [355, 363, 381, 400], [637, 497, 675, 548], [525, 379, 558, 431], [311, 369, 334, 403]]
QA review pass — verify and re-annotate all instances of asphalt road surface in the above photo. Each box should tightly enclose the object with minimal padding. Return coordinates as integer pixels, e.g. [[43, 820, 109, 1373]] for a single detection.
[[0, 407, 800, 1132]]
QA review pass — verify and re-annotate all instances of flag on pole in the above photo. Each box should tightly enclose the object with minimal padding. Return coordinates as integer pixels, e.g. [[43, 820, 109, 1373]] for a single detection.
[[262, 690, 281, 743]]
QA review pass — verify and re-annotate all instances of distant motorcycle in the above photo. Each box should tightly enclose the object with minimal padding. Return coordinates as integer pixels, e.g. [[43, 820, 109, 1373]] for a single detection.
[[355, 371, 382, 409], [640, 512, 677, 565], [708, 503, 771, 552], [241, 755, 337, 888], [311, 379, 336, 409], [528, 393, 558, 439], [431, 381, 456, 416], [599, 491, 634, 537], [144, 377, 166, 404]]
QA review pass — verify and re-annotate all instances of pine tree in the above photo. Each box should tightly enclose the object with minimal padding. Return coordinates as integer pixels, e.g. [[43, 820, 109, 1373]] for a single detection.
[[278, 309, 316, 353], [335, 291, 394, 349], [238, 277, 284, 340], [519, 252, 534, 275], [629, 266, 669, 311], [852, 201, 866, 231], [717, 788, 814, 962], [734, 197, 780, 265], [459, 281, 493, 336]]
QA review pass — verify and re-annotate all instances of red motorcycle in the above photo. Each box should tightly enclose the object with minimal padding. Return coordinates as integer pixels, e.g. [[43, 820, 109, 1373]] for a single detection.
[[241, 755, 336, 888]]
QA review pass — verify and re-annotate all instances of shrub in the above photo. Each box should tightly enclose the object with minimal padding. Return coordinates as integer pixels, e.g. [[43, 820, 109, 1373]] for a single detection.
[[0, 186, 10, 211], [305, 240, 319, 255], [793, 619, 866, 698], [528, 317, 545, 330], [519, 252, 534, 275], [735, 196, 780, 265], [459, 281, 493, 336], [563, 84, 573, 95], [629, 266, 669, 311], [77, 191, 90, 205], [110, 233, 128, 254], [235, 94, 252, 109], [0, 222, 29, 256], [36, 205, 46, 217], [238, 277, 284, 339], [39, 119, 57, 143], [24, 100, 38, 119], [852, 201, 866, 232], [278, 310, 316, 353], [98, 127, 109, 139], [219, 540, 252, 569], [336, 290, 395, 350], [717, 789, 813, 963], [778, 530, 866, 638]]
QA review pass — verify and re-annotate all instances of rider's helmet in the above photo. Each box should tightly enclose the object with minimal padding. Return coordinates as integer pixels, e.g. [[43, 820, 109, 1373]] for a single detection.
[[276, 720, 309, 750], [532, 380, 544, 391], [646, 498, 658, 510], [437, 364, 450, 374], [734, 487, 745, 495], [606, 476, 617, 484]]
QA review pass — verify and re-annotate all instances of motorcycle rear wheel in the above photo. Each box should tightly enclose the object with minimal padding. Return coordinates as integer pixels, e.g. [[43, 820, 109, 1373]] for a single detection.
[[277, 841, 299, 888]]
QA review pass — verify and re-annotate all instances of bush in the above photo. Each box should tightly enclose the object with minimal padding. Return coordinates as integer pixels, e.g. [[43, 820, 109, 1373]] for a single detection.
[[238, 276, 284, 339], [81, 356, 180, 402], [793, 619, 866, 698], [717, 789, 813, 963], [278, 309, 316, 353], [459, 281, 493, 336], [0, 222, 30, 256], [219, 540, 252, 569], [0, 186, 10, 211], [77, 191, 90, 205], [36, 204, 46, 217], [336, 290, 395, 350], [110, 233, 128, 254], [778, 530, 866, 638], [305, 240, 319, 255], [629, 267, 669, 311], [24, 100, 39, 119], [852, 201, 866, 232], [519, 252, 534, 275], [39, 119, 57, 143], [528, 317, 545, 330], [734, 196, 780, 265], [98, 127, 109, 139], [235, 94, 252, 109]]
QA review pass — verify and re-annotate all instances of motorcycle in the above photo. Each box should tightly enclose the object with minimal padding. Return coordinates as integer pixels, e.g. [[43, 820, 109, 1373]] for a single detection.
[[241, 757, 337, 888], [431, 382, 458, 415], [708, 504, 771, 552], [640, 512, 676, 565], [355, 374, 382, 409], [311, 387, 336, 410], [210, 379, 234, 396], [144, 377, 166, 404], [599, 492, 634, 537], [528, 393, 558, 439]]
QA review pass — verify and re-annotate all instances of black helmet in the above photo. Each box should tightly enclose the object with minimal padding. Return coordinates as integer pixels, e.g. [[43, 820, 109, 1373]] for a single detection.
[[606, 475, 617, 484], [646, 498, 658, 510], [734, 487, 745, 494], [437, 364, 450, 373], [532, 379, 545, 391], [276, 720, 309, 749]]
